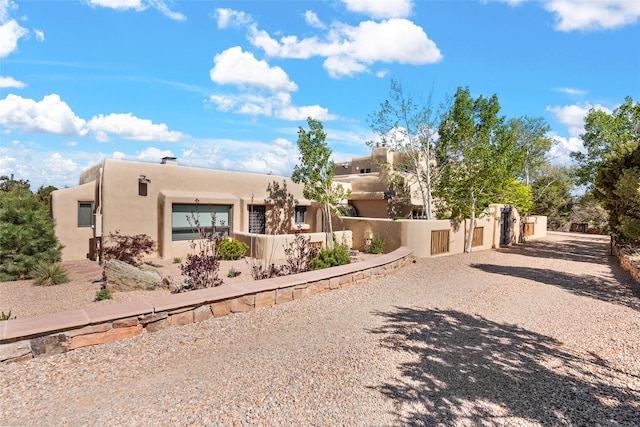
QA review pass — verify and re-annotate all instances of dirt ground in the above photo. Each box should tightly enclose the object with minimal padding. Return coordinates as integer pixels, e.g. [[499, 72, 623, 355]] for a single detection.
[[0, 253, 373, 319]]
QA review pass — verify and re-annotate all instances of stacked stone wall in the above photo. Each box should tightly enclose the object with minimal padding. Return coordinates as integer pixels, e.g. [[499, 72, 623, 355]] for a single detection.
[[0, 248, 415, 363]]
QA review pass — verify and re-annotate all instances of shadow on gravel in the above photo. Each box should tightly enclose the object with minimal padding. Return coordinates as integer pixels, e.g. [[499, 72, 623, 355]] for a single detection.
[[476, 239, 640, 311], [371, 308, 640, 426], [496, 237, 610, 265]]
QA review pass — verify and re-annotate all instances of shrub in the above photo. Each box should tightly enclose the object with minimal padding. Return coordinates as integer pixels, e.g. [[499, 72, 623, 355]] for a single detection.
[[0, 310, 14, 321], [368, 237, 386, 254], [283, 232, 319, 274], [173, 257, 182, 264], [227, 267, 240, 278], [102, 231, 156, 267], [248, 232, 319, 279], [31, 261, 69, 286], [312, 244, 351, 270], [218, 239, 249, 260], [95, 287, 112, 301], [177, 201, 223, 292]]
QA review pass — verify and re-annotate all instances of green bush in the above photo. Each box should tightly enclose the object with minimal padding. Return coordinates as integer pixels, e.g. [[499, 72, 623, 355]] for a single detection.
[[218, 239, 249, 260], [368, 237, 386, 254], [95, 287, 112, 301], [173, 257, 182, 264], [311, 245, 351, 270], [0, 310, 14, 321], [227, 267, 240, 278], [31, 261, 69, 286]]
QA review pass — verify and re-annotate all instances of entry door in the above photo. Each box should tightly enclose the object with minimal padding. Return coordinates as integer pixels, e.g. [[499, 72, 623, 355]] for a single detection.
[[249, 206, 266, 234], [500, 207, 512, 246]]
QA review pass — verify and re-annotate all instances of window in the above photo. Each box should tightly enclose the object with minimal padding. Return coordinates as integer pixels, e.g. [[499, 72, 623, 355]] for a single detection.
[[78, 202, 94, 228], [360, 168, 371, 173], [295, 206, 307, 224], [172, 204, 231, 241], [249, 205, 266, 234]]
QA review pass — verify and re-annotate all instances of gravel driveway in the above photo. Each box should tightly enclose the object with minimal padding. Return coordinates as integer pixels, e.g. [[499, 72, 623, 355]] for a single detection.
[[2, 232, 639, 426]]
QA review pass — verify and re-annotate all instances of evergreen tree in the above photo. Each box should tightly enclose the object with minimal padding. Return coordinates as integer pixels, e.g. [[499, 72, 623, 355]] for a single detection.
[[0, 176, 62, 281]]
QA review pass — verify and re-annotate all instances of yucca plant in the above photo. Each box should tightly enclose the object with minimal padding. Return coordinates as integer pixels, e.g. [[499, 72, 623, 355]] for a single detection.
[[0, 310, 14, 321], [31, 261, 69, 286]]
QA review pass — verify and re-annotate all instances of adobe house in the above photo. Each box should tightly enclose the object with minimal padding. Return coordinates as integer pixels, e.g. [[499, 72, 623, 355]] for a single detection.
[[333, 146, 431, 219], [51, 157, 325, 262]]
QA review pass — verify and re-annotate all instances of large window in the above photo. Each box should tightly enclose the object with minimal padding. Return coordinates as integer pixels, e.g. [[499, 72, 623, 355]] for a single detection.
[[78, 202, 94, 228], [172, 204, 231, 241]]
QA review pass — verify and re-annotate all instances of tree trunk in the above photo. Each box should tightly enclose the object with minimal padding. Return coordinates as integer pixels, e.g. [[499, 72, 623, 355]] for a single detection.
[[325, 202, 334, 249], [465, 188, 476, 253]]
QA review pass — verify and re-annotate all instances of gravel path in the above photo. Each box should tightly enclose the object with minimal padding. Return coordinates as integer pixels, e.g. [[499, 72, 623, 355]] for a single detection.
[[2, 232, 640, 426]]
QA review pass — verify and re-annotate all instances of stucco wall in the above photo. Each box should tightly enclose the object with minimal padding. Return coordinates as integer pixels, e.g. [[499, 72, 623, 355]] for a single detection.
[[51, 181, 96, 260], [334, 206, 547, 258]]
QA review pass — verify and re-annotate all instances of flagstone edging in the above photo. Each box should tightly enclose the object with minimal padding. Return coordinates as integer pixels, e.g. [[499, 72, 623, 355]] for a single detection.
[[0, 247, 415, 363]]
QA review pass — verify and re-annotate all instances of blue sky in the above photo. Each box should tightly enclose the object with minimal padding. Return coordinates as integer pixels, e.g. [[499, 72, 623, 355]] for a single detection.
[[0, 0, 639, 189]]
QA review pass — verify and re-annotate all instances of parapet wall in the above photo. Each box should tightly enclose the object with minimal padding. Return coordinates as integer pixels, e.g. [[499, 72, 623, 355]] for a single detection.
[[0, 247, 414, 364]]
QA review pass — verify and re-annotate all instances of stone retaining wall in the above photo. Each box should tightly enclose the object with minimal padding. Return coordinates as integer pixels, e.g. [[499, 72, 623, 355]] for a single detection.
[[612, 240, 640, 284], [0, 247, 415, 364]]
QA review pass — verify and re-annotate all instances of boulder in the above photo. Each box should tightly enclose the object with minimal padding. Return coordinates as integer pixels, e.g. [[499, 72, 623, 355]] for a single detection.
[[104, 259, 164, 292]]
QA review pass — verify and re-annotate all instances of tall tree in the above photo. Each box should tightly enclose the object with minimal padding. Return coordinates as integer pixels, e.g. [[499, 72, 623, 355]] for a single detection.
[[368, 79, 438, 219], [435, 87, 525, 252], [291, 118, 349, 246], [573, 97, 640, 240], [509, 116, 554, 187], [530, 164, 575, 230]]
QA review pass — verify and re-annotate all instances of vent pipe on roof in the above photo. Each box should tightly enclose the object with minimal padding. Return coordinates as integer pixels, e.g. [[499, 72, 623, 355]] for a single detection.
[[161, 156, 177, 165]]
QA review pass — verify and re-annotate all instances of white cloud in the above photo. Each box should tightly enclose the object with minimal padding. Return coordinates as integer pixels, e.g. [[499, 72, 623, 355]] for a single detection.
[[546, 102, 612, 138], [0, 75, 25, 88], [215, 8, 253, 29], [209, 91, 338, 122], [34, 29, 44, 41], [548, 134, 584, 165], [86, 0, 185, 21], [87, 0, 145, 11], [209, 46, 298, 92], [0, 19, 28, 57], [545, 0, 640, 31], [247, 18, 442, 78], [555, 87, 587, 96], [87, 112, 185, 142], [0, 94, 88, 136], [133, 146, 175, 161], [43, 153, 79, 176], [304, 10, 326, 29], [341, 0, 413, 19]]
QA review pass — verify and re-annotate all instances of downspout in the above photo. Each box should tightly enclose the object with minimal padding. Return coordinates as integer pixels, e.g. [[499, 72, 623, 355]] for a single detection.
[[95, 160, 105, 263]]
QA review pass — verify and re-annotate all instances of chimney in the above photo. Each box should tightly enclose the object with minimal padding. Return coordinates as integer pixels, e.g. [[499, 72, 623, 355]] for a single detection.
[[161, 156, 177, 165]]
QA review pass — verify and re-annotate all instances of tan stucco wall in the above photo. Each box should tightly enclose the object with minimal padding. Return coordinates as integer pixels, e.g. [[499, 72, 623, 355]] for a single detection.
[[334, 206, 547, 258], [53, 159, 313, 261], [51, 181, 96, 260]]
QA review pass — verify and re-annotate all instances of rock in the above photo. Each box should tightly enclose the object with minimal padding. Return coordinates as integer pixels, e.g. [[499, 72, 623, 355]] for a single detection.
[[30, 334, 69, 357], [0, 340, 32, 362], [104, 259, 164, 292], [163, 275, 186, 293]]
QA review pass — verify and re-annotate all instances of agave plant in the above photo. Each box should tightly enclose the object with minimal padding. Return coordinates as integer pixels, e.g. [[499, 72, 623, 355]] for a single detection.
[[31, 261, 69, 286]]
